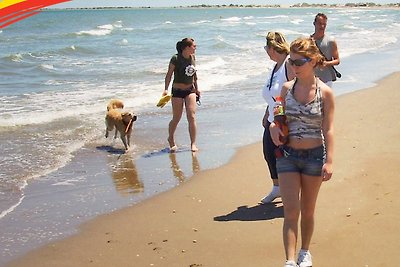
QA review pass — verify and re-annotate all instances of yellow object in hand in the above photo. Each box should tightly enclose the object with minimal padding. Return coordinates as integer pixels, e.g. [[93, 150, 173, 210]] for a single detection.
[[156, 94, 171, 108]]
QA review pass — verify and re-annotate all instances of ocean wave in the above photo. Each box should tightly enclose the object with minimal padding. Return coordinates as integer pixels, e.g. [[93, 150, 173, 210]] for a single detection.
[[210, 35, 243, 50], [76, 24, 115, 36], [1, 46, 95, 66], [116, 39, 129, 45], [290, 19, 304, 25], [0, 81, 161, 127], [39, 64, 56, 72], [199, 56, 226, 70], [343, 24, 360, 30], [191, 20, 211, 25], [261, 15, 288, 19], [3, 53, 24, 63], [58, 45, 97, 55], [220, 16, 241, 22], [372, 19, 388, 23], [0, 196, 25, 219], [338, 32, 397, 58]]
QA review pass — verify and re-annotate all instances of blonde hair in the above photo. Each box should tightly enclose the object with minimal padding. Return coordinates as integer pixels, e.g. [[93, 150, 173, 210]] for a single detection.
[[290, 37, 324, 67], [266, 32, 290, 55]]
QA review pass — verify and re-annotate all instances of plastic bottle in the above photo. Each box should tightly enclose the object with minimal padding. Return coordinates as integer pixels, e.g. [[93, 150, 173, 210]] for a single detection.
[[273, 96, 288, 157]]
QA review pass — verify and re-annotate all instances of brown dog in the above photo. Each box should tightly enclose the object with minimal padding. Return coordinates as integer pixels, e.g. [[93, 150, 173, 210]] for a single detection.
[[105, 99, 137, 151], [107, 99, 124, 111]]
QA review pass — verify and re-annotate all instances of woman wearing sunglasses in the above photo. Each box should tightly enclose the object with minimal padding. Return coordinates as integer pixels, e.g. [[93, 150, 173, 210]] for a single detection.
[[270, 37, 335, 267], [261, 32, 295, 204]]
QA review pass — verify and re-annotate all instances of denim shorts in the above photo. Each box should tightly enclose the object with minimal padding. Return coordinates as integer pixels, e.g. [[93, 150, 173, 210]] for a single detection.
[[276, 145, 326, 177]]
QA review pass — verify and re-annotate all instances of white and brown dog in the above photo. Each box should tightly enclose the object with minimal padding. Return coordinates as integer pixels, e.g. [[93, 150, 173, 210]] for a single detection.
[[105, 99, 137, 151]]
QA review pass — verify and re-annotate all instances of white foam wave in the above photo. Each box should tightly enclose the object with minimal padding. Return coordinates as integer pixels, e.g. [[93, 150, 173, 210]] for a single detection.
[[113, 20, 123, 28], [343, 25, 359, 30], [290, 19, 304, 25], [0, 80, 166, 127], [117, 39, 129, 45], [372, 19, 387, 23], [0, 196, 25, 219], [40, 64, 56, 71], [52, 179, 81, 186], [338, 32, 397, 58], [199, 57, 226, 70], [10, 53, 23, 62], [221, 16, 241, 22], [76, 24, 114, 36], [192, 20, 211, 24], [261, 15, 288, 19]]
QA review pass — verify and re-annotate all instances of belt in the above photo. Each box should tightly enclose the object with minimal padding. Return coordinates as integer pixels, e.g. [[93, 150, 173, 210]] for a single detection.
[[282, 145, 324, 158]]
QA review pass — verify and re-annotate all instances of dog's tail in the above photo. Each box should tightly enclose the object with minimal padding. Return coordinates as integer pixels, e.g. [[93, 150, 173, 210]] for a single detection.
[[107, 99, 124, 111]]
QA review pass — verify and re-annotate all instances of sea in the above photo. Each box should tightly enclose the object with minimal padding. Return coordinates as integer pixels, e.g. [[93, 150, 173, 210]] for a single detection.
[[1, 6, 400, 264]]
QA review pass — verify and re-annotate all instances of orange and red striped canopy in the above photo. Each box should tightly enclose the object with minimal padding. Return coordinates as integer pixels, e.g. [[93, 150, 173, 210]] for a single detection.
[[0, 0, 71, 28]]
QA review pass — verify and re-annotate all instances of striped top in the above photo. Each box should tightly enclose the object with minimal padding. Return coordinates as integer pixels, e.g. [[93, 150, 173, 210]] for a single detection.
[[285, 79, 324, 139]]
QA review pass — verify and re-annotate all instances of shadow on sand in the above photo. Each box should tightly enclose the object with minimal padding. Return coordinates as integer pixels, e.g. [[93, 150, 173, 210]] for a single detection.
[[214, 202, 284, 222], [96, 145, 126, 155]]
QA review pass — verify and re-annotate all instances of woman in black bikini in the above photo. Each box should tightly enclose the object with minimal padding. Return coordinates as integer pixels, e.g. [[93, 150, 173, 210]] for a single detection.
[[163, 38, 200, 152]]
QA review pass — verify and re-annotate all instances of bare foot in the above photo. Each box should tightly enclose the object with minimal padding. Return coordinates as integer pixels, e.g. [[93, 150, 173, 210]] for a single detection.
[[167, 137, 176, 148], [191, 144, 198, 152], [168, 137, 178, 152]]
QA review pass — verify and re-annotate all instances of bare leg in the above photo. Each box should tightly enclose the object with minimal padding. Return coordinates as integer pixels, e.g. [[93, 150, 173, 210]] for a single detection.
[[168, 97, 184, 150], [279, 172, 301, 262], [300, 174, 323, 250], [185, 93, 198, 151], [127, 131, 131, 149], [120, 134, 129, 151]]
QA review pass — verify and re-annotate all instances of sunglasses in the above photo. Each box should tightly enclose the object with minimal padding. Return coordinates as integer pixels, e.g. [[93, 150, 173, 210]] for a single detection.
[[288, 57, 311, 67]]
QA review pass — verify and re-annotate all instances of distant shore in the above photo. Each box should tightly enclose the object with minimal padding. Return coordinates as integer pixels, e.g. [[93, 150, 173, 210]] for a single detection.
[[46, 2, 400, 11]]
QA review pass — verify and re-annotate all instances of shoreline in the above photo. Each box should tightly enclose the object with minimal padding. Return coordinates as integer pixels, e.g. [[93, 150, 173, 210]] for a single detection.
[[46, 4, 400, 11], [4, 72, 400, 266]]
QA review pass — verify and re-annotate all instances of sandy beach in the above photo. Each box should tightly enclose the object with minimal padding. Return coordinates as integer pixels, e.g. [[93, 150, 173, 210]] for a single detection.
[[5, 72, 400, 266]]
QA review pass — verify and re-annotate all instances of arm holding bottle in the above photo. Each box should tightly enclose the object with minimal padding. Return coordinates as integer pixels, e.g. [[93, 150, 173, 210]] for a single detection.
[[269, 83, 290, 146]]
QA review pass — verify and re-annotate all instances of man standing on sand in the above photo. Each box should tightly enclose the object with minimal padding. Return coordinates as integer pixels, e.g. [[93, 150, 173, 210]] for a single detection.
[[311, 13, 340, 88]]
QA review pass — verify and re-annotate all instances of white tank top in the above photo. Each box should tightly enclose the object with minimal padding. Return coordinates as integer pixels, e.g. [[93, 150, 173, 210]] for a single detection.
[[262, 57, 289, 122]]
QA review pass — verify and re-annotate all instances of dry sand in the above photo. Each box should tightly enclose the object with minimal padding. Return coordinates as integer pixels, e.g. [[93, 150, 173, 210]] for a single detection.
[[5, 72, 400, 267]]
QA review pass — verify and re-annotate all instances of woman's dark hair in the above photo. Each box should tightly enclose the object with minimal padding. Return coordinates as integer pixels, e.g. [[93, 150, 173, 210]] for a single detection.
[[176, 38, 195, 53]]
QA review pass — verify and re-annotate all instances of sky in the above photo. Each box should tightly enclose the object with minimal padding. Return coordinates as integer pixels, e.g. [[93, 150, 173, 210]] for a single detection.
[[53, 0, 395, 8]]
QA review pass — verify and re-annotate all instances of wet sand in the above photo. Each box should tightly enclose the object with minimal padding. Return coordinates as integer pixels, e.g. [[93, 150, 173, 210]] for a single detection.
[[5, 72, 400, 267]]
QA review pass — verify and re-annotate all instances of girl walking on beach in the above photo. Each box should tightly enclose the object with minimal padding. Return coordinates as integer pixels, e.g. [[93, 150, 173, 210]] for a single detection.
[[270, 37, 334, 267], [163, 38, 200, 152], [260, 31, 295, 204]]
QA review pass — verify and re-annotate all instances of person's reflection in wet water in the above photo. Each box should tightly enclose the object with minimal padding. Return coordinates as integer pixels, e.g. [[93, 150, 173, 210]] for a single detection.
[[169, 152, 200, 183], [109, 153, 143, 195]]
